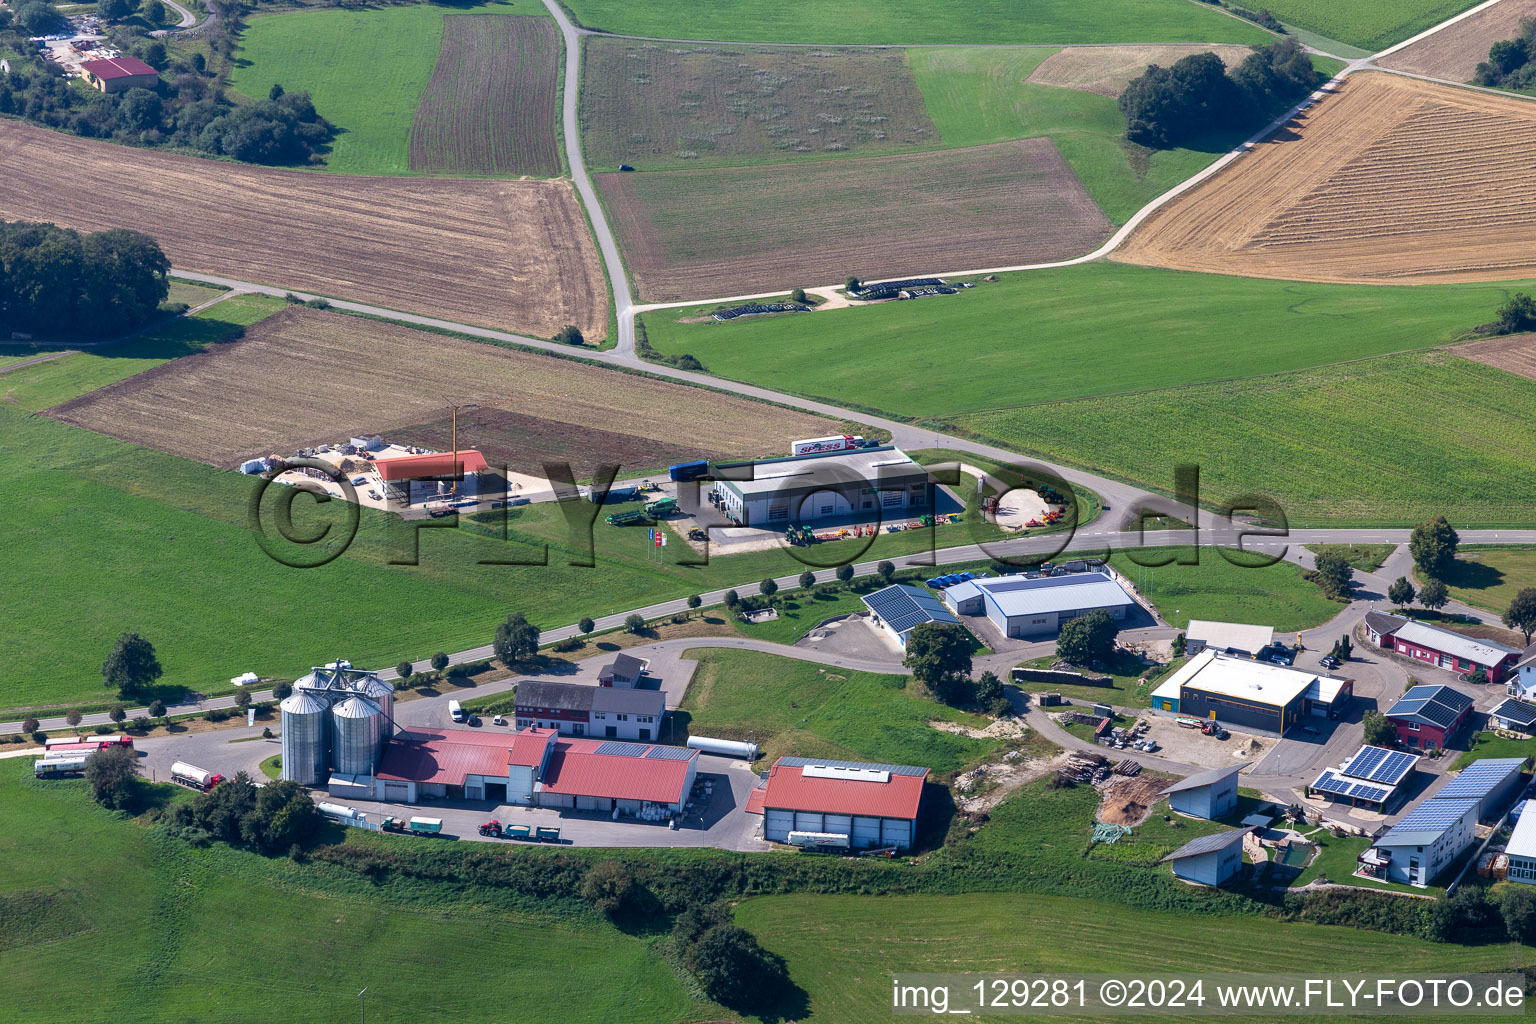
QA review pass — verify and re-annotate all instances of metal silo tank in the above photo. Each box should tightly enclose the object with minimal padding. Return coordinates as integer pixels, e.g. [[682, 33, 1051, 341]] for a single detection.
[[280, 691, 331, 785], [332, 695, 383, 776], [356, 674, 396, 738]]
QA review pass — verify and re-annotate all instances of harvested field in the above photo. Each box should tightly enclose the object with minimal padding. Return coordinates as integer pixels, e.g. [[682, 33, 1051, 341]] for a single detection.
[[409, 15, 562, 176], [599, 140, 1114, 302], [1381, 0, 1536, 80], [1455, 331, 1536, 380], [45, 308, 840, 470], [581, 39, 936, 170], [0, 119, 606, 340], [1116, 73, 1536, 284], [1026, 44, 1253, 97]]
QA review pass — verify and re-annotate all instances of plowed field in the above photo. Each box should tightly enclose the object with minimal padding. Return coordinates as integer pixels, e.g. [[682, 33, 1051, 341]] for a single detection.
[[1026, 44, 1253, 97], [1116, 73, 1536, 284], [599, 140, 1114, 301], [0, 120, 606, 339], [1381, 0, 1536, 80], [409, 15, 562, 176], [1454, 331, 1536, 380], [45, 308, 839, 470]]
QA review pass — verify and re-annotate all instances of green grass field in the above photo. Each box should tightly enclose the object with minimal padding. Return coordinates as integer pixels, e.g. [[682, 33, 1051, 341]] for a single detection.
[[1440, 547, 1536, 615], [677, 648, 1002, 771], [1108, 549, 1342, 633], [1453, 731, 1536, 770], [736, 888, 1520, 1022], [0, 762, 703, 1024], [641, 265, 1525, 421], [229, 0, 533, 175], [910, 48, 1256, 224], [1305, 543, 1395, 573], [1243, 0, 1481, 50], [561, 0, 1268, 45], [960, 350, 1536, 528]]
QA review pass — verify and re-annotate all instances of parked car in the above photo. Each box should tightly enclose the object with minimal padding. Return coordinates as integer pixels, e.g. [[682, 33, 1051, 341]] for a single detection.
[[1319, 655, 1340, 669], [492, 715, 506, 727], [352, 476, 367, 485], [467, 714, 481, 726]]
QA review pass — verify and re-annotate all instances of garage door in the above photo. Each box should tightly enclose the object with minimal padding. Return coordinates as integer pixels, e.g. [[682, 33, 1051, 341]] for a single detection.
[[383, 781, 410, 801], [823, 814, 852, 836], [1309, 702, 1328, 718], [852, 817, 882, 846], [764, 809, 794, 842], [881, 819, 913, 849], [802, 490, 851, 519], [794, 811, 825, 832], [577, 795, 602, 811]]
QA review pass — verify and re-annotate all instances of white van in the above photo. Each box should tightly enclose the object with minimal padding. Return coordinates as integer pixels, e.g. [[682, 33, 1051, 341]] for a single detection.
[[449, 700, 464, 723]]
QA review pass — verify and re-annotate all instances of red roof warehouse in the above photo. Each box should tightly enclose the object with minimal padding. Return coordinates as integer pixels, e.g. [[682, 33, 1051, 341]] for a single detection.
[[374, 449, 490, 482], [79, 56, 159, 94], [753, 756, 928, 851]]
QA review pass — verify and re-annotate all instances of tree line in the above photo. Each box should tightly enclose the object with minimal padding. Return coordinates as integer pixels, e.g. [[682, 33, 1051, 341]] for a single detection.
[[0, 0, 333, 165], [1474, 18, 1536, 91], [1119, 38, 1322, 148], [1, 221, 169, 338]]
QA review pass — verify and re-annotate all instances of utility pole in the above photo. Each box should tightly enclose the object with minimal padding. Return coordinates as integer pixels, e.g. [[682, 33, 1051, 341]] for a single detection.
[[359, 987, 367, 1024], [447, 403, 478, 497]]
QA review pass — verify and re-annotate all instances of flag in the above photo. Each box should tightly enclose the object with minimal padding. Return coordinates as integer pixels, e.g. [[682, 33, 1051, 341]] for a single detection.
[[648, 528, 655, 542], [655, 532, 663, 547]]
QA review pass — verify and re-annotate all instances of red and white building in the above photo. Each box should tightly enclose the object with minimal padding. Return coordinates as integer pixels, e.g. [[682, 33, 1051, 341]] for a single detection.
[[369, 728, 697, 816], [750, 756, 927, 851], [1378, 620, 1521, 684], [374, 449, 493, 504]]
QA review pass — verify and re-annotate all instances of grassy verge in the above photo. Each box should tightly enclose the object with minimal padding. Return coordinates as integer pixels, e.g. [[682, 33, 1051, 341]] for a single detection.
[[1306, 543, 1396, 573]]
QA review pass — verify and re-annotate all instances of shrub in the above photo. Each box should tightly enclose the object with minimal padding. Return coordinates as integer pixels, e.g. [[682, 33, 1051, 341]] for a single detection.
[[21, 717, 38, 735], [624, 613, 647, 634], [553, 636, 582, 652], [554, 324, 585, 346], [131, 716, 152, 732], [95, 723, 114, 735], [580, 860, 646, 919], [684, 925, 790, 1010], [430, 652, 450, 672], [790, 287, 808, 304], [85, 746, 140, 811]]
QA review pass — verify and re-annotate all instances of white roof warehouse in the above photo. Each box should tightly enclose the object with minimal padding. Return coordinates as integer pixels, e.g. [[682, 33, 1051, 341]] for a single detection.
[[1150, 650, 1354, 735], [709, 446, 932, 526], [943, 569, 1137, 639]]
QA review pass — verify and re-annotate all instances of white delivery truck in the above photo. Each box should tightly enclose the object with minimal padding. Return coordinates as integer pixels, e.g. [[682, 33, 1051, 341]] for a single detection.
[[449, 700, 464, 723], [790, 435, 864, 456]]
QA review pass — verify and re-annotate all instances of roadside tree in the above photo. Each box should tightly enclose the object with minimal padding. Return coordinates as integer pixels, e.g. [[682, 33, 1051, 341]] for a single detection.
[[1418, 577, 1450, 612], [1056, 609, 1119, 666], [1312, 550, 1354, 598], [1387, 576, 1416, 609], [1503, 587, 1536, 646], [1409, 515, 1460, 578], [85, 746, 140, 810], [905, 622, 973, 689], [494, 612, 541, 665]]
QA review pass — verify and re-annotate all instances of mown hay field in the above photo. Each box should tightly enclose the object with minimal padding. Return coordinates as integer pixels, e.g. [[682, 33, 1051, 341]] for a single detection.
[[580, 40, 936, 170], [1025, 44, 1254, 97], [0, 120, 606, 340], [1381, 0, 1536, 79], [409, 15, 562, 176], [958, 350, 1536, 527], [46, 307, 840, 470], [599, 140, 1113, 301], [1116, 73, 1536, 284]]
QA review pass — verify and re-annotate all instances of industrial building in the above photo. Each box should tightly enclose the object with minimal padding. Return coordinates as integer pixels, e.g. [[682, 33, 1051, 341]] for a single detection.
[[1377, 620, 1521, 685], [1161, 827, 1252, 886], [708, 446, 931, 526], [374, 449, 496, 505], [1183, 620, 1274, 658], [514, 680, 666, 742], [371, 728, 699, 816], [1384, 684, 1474, 751], [1363, 611, 1407, 646], [1309, 745, 1420, 811], [753, 756, 927, 851], [279, 661, 396, 787], [1361, 797, 1479, 886], [1435, 757, 1526, 821], [79, 55, 158, 93], [941, 569, 1137, 639], [1505, 805, 1536, 885], [1150, 650, 1352, 734], [1160, 763, 1244, 820], [862, 583, 963, 648]]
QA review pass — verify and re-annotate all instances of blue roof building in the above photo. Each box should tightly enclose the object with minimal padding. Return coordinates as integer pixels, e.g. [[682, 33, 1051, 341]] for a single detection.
[[1365, 797, 1479, 886], [862, 584, 962, 647]]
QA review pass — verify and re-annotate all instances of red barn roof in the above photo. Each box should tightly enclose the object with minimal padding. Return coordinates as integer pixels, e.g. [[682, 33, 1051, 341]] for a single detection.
[[507, 728, 556, 768], [376, 729, 513, 785], [375, 450, 489, 482], [81, 56, 158, 80], [538, 737, 696, 804], [762, 761, 926, 820]]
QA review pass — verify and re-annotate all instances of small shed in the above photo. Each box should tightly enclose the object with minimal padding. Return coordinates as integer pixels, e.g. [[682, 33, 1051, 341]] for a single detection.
[[1159, 762, 1244, 820], [1161, 827, 1253, 885], [599, 653, 645, 688]]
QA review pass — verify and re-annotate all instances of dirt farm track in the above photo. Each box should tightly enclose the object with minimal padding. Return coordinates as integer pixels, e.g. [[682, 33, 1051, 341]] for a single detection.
[[1115, 73, 1536, 285], [0, 120, 607, 340]]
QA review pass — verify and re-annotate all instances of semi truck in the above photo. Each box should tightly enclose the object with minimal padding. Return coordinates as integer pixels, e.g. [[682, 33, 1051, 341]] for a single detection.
[[668, 460, 709, 482], [319, 802, 370, 827], [171, 761, 225, 792], [44, 735, 132, 752], [34, 753, 90, 779], [382, 816, 443, 836], [791, 435, 865, 456]]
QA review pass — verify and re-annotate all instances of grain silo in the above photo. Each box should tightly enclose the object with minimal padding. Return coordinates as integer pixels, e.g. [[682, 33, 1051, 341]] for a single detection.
[[331, 695, 383, 776], [356, 673, 397, 738], [279, 690, 331, 785]]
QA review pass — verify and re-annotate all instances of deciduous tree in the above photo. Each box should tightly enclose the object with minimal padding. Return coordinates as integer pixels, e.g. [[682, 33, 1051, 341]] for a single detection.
[[102, 632, 162, 698], [1388, 576, 1416, 609], [1409, 515, 1460, 578], [1418, 577, 1450, 612], [1056, 609, 1120, 666], [1504, 587, 1536, 646], [493, 612, 540, 665]]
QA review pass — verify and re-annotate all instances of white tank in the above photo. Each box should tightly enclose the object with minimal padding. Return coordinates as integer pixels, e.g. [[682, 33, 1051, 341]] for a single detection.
[[280, 691, 330, 785], [686, 735, 759, 760], [331, 695, 383, 776]]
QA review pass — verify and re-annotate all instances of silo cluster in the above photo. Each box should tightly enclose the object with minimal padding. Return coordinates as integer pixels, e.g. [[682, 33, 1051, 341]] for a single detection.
[[279, 660, 395, 785]]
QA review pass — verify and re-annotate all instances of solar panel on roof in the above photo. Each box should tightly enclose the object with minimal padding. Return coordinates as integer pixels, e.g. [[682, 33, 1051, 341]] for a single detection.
[[1395, 798, 1477, 831], [777, 755, 927, 777], [1312, 772, 1354, 795], [1374, 751, 1416, 784], [1438, 759, 1524, 800], [1349, 782, 1389, 801], [1346, 746, 1388, 778], [595, 741, 649, 757], [645, 746, 694, 761]]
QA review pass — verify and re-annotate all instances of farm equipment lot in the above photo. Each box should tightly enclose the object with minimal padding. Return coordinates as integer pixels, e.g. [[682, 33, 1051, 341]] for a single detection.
[[1116, 74, 1536, 285], [44, 308, 841, 470], [409, 15, 562, 176], [599, 140, 1113, 302], [1380, 0, 1536, 80], [0, 119, 607, 341], [1025, 44, 1254, 97], [581, 40, 936, 171]]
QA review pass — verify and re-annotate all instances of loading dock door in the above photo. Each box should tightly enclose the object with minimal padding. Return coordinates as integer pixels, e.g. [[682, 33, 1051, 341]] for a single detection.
[[483, 782, 507, 803]]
